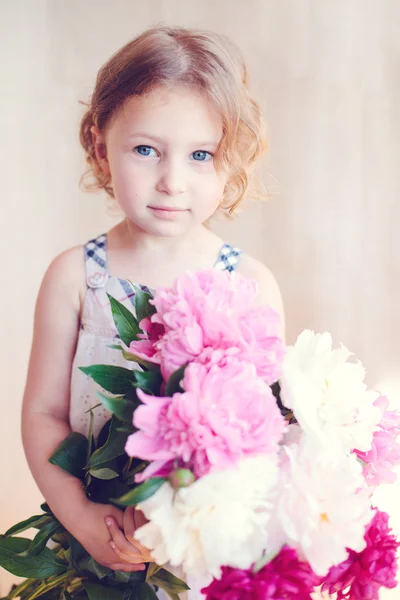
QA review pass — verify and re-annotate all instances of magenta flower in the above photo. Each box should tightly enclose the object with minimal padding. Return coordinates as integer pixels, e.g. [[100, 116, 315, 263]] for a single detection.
[[321, 509, 400, 600], [354, 396, 400, 486], [125, 360, 286, 480], [129, 270, 285, 383], [201, 546, 320, 600]]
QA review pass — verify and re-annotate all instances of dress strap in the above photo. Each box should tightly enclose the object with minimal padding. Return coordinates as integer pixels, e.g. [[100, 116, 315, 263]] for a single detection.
[[84, 233, 109, 288], [214, 243, 242, 272]]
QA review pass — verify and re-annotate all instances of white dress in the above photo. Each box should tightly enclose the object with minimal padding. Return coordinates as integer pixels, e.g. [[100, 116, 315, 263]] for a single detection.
[[69, 233, 242, 599]]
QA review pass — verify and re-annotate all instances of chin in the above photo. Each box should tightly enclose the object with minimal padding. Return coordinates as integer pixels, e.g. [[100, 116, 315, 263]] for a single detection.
[[144, 221, 195, 238]]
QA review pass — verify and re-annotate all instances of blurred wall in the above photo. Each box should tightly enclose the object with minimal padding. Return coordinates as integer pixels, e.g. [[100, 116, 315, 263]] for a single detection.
[[1, 0, 399, 596]]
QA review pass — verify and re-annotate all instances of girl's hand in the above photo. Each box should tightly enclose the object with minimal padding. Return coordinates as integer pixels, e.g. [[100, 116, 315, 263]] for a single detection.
[[106, 506, 153, 564], [72, 501, 146, 572]]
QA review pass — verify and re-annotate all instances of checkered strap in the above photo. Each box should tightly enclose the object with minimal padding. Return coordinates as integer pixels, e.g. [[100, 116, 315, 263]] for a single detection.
[[84, 235, 242, 287], [84, 234, 109, 288], [214, 243, 242, 272]]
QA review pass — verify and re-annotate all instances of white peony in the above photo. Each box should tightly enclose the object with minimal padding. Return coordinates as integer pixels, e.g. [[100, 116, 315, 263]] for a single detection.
[[134, 454, 279, 578], [273, 436, 373, 576], [280, 330, 381, 453]]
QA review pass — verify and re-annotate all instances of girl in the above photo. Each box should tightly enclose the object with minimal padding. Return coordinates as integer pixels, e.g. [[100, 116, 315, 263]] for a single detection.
[[21, 24, 285, 598]]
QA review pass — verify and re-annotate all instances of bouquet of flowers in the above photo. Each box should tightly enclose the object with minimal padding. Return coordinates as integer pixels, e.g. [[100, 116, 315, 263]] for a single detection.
[[1, 269, 400, 600]]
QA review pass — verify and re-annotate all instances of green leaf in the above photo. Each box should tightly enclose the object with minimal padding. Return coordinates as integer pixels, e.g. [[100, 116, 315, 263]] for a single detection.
[[40, 502, 52, 514], [107, 294, 141, 346], [80, 365, 136, 395], [121, 347, 159, 372], [83, 581, 125, 600], [113, 570, 132, 583], [67, 535, 87, 567], [5, 514, 52, 536], [145, 562, 163, 581], [29, 520, 62, 556], [87, 477, 130, 506], [123, 461, 148, 485], [0, 536, 30, 553], [134, 286, 156, 323], [165, 365, 187, 397], [108, 344, 123, 350], [115, 424, 135, 434], [51, 531, 69, 547], [113, 477, 166, 507], [97, 391, 138, 423], [134, 371, 162, 395], [89, 467, 119, 480], [114, 570, 146, 588], [148, 568, 190, 594], [49, 432, 88, 479], [0, 538, 67, 578], [77, 555, 112, 579], [134, 583, 159, 600], [87, 417, 127, 469]]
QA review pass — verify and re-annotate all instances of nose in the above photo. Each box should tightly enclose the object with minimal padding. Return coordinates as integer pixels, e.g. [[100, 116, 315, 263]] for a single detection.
[[156, 158, 187, 196]]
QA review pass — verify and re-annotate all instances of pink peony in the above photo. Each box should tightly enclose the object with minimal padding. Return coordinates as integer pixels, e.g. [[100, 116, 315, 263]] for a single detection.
[[129, 270, 285, 383], [201, 546, 320, 600], [321, 509, 400, 600], [129, 317, 165, 361], [125, 360, 286, 480], [354, 395, 400, 486]]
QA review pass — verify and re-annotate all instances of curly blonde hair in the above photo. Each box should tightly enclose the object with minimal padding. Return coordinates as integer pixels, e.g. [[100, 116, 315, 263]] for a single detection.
[[80, 25, 269, 215]]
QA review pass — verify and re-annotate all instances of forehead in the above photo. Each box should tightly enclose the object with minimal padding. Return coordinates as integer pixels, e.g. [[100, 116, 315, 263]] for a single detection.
[[108, 85, 222, 144]]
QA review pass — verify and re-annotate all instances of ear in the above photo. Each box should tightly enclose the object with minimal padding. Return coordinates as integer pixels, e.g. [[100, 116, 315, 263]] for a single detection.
[[90, 126, 111, 176]]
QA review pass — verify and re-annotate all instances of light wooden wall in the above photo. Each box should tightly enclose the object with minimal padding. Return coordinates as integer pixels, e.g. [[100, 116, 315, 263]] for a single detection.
[[1, 1, 399, 596]]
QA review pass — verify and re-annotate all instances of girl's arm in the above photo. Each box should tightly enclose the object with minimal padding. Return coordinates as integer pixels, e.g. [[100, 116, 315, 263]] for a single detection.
[[237, 255, 286, 341], [21, 248, 144, 572]]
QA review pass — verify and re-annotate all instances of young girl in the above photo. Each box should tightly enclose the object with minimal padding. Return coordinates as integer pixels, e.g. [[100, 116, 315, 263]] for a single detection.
[[21, 24, 285, 598]]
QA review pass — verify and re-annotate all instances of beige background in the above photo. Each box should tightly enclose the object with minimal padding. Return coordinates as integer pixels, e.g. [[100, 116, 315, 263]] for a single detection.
[[1, 0, 399, 596]]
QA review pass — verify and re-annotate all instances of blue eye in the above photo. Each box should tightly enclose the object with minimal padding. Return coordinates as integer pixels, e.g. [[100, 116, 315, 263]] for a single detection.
[[192, 150, 213, 162], [135, 145, 156, 157]]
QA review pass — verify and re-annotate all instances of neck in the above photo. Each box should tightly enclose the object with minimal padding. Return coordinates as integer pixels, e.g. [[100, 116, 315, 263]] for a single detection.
[[118, 218, 212, 255]]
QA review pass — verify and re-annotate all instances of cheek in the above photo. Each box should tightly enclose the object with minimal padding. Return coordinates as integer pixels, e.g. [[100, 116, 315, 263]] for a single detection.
[[197, 168, 227, 197], [111, 158, 153, 195]]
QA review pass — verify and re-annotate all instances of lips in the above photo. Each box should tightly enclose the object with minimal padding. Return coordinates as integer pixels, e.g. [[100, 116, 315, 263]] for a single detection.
[[149, 206, 186, 212], [149, 206, 188, 220]]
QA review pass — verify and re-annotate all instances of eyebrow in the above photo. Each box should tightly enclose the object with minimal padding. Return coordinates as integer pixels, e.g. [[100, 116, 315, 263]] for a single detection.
[[127, 132, 219, 147]]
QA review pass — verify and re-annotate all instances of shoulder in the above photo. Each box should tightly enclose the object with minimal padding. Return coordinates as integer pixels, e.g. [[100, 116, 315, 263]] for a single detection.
[[38, 245, 86, 313], [236, 253, 286, 340]]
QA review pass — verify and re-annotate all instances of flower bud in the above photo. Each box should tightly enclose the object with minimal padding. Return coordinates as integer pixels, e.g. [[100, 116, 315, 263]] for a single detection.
[[169, 468, 195, 489]]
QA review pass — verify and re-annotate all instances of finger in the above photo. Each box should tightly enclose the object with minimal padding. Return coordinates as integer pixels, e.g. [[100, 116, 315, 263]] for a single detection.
[[109, 561, 146, 572], [123, 506, 136, 541], [109, 541, 147, 565], [106, 517, 144, 560], [124, 506, 147, 540], [108, 506, 125, 529], [123, 508, 152, 560]]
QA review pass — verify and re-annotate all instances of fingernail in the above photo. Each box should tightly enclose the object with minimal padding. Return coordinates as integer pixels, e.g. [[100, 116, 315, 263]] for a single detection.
[[110, 541, 116, 549], [105, 518, 113, 526]]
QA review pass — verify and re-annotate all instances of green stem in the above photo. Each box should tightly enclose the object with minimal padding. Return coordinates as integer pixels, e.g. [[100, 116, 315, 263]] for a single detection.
[[123, 456, 133, 475], [5, 578, 38, 600], [66, 578, 84, 594], [25, 572, 71, 600]]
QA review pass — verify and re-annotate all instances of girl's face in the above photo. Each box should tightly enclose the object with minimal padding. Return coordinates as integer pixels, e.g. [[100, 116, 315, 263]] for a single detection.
[[94, 85, 228, 236]]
